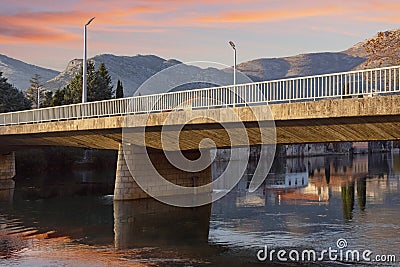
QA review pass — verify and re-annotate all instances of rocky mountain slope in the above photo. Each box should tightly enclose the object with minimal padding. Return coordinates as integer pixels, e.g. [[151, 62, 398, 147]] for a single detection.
[[0, 54, 59, 90], [236, 46, 368, 82], [43, 54, 183, 96], [43, 54, 234, 96]]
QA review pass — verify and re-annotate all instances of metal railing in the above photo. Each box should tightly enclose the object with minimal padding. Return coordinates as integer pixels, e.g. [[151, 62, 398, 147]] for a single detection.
[[1, 65, 400, 126]]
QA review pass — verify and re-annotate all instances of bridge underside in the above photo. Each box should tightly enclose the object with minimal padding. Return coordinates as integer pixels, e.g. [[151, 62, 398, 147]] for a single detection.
[[0, 114, 400, 152]]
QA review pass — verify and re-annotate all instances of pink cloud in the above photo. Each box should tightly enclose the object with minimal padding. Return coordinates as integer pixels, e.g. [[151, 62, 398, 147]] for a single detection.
[[0, 4, 174, 43], [197, 5, 347, 23]]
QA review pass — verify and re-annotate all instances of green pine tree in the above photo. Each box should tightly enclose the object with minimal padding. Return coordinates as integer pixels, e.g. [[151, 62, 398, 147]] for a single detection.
[[41, 90, 53, 108], [115, 79, 124, 98], [50, 61, 114, 106], [50, 86, 71, 106], [90, 62, 113, 101], [0, 72, 31, 112], [68, 61, 96, 104]]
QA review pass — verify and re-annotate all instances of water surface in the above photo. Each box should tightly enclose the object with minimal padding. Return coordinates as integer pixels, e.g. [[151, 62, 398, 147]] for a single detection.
[[0, 153, 399, 266]]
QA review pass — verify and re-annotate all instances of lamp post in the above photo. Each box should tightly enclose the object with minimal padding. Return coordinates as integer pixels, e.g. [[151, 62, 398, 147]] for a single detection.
[[37, 87, 40, 109], [229, 41, 236, 85], [82, 17, 95, 103]]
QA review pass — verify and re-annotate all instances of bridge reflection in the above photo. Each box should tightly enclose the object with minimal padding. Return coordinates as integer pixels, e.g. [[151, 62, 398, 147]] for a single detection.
[[114, 199, 211, 249], [0, 179, 14, 202]]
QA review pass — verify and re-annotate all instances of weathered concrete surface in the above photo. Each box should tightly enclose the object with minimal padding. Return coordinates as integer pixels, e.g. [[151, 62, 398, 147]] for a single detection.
[[0, 152, 15, 202], [1, 95, 400, 150], [114, 144, 212, 200], [0, 152, 15, 180]]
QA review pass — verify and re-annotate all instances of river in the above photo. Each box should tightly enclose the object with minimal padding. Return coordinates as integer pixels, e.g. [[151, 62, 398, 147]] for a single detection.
[[0, 152, 399, 266]]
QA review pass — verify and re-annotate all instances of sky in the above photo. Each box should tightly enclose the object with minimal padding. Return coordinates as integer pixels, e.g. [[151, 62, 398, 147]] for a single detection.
[[1, 0, 400, 71]]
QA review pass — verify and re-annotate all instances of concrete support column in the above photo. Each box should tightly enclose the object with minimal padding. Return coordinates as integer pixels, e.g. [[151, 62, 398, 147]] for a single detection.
[[114, 144, 212, 201], [0, 152, 16, 202]]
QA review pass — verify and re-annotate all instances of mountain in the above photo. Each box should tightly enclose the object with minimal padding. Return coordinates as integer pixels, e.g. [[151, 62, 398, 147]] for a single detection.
[[42, 59, 83, 93], [44, 54, 183, 96], [43, 54, 234, 96], [237, 48, 367, 82], [42, 48, 369, 97], [0, 54, 59, 90]]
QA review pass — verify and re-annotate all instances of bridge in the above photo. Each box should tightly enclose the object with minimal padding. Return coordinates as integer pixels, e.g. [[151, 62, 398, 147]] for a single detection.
[[1, 65, 400, 203]]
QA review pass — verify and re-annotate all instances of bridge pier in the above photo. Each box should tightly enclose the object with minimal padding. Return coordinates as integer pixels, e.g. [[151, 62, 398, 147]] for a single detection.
[[114, 144, 212, 201], [0, 152, 15, 202]]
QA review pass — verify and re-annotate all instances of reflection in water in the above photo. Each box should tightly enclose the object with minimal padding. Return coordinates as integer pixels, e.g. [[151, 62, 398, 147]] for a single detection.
[[357, 177, 367, 211], [0, 152, 399, 266], [114, 199, 211, 249], [211, 153, 400, 258], [324, 158, 331, 185], [0, 179, 14, 202], [341, 181, 355, 221]]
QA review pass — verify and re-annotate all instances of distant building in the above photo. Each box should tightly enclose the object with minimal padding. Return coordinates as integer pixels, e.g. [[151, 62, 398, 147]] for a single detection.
[[265, 172, 308, 189]]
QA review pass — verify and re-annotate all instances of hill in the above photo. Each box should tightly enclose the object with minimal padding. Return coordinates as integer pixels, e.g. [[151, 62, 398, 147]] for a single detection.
[[0, 54, 59, 90]]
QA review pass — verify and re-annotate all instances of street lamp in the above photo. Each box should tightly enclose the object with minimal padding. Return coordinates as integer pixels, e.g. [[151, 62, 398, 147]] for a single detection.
[[37, 87, 40, 109], [82, 17, 95, 103], [229, 41, 236, 85]]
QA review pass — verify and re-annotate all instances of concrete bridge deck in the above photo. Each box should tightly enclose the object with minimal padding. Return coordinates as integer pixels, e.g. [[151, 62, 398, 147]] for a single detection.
[[0, 95, 399, 151]]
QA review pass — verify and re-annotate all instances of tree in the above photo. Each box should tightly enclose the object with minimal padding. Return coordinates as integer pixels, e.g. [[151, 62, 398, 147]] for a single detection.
[[67, 61, 96, 104], [90, 62, 113, 101], [42, 90, 53, 108], [51, 61, 114, 106], [50, 85, 73, 106], [363, 29, 400, 68], [0, 72, 31, 112], [115, 79, 124, 98], [25, 74, 47, 109]]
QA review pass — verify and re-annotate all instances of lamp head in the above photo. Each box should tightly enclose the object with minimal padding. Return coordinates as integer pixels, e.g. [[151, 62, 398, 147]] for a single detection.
[[86, 17, 95, 26], [229, 41, 236, 50]]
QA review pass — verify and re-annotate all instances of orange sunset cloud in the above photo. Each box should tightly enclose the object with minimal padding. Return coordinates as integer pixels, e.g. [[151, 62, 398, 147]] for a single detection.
[[0, 5, 173, 43], [198, 5, 347, 23]]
